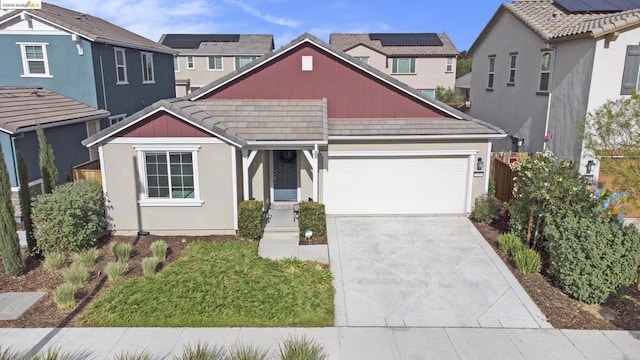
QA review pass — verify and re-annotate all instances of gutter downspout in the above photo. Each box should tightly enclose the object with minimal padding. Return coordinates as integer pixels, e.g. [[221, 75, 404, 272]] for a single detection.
[[9, 135, 19, 189], [98, 46, 108, 111], [543, 91, 552, 150]]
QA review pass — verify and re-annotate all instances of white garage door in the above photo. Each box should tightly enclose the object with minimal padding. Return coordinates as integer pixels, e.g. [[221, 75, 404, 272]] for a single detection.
[[324, 155, 470, 214]]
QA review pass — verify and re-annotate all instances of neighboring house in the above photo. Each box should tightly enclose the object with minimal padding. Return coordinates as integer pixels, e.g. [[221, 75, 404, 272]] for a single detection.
[[455, 72, 472, 113], [0, 2, 176, 134], [159, 34, 274, 96], [82, 33, 505, 236], [329, 32, 459, 97], [0, 86, 109, 218], [468, 0, 640, 175]]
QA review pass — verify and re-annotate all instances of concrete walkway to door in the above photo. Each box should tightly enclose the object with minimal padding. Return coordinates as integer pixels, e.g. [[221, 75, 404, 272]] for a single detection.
[[328, 216, 551, 329]]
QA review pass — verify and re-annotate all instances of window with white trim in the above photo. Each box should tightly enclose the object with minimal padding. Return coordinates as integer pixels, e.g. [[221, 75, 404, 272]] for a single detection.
[[392, 58, 415, 74], [487, 56, 495, 89], [234, 56, 256, 69], [86, 120, 101, 160], [186, 56, 194, 69], [508, 53, 517, 84], [114, 48, 127, 84], [173, 55, 179, 72], [354, 56, 369, 64], [207, 56, 223, 70], [136, 146, 202, 205], [446, 57, 453, 72], [109, 113, 126, 126], [539, 51, 553, 92], [141, 52, 154, 83], [418, 89, 436, 98], [19, 43, 51, 77]]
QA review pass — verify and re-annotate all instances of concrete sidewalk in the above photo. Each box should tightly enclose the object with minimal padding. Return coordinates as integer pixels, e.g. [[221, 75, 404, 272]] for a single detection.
[[1, 327, 639, 359]]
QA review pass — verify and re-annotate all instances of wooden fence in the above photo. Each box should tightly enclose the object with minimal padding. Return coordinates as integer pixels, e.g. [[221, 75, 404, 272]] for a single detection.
[[490, 153, 530, 203], [72, 159, 102, 185]]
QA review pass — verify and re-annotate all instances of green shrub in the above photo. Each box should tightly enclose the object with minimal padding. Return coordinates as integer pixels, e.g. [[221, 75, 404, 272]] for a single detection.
[[111, 242, 133, 262], [63, 265, 89, 289], [238, 200, 264, 241], [43, 252, 67, 271], [545, 213, 640, 304], [226, 344, 269, 360], [32, 180, 106, 253], [513, 248, 542, 274], [150, 240, 168, 260], [298, 201, 326, 238], [142, 257, 160, 277], [174, 343, 225, 360], [497, 233, 523, 256], [473, 195, 496, 224], [105, 261, 128, 281], [72, 247, 98, 267], [278, 335, 328, 360], [52, 283, 76, 310]]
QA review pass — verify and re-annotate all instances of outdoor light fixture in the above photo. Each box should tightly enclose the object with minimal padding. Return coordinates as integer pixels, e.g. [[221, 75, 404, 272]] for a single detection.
[[476, 157, 484, 171], [586, 160, 596, 174], [517, 137, 525, 148], [304, 229, 313, 240]]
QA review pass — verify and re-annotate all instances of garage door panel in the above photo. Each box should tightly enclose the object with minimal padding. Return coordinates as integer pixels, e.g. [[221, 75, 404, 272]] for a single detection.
[[325, 156, 469, 214]]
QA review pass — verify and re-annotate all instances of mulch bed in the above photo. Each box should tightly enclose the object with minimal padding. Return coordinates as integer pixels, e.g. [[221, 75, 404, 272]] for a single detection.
[[0, 234, 235, 328], [472, 204, 640, 330], [298, 234, 327, 245]]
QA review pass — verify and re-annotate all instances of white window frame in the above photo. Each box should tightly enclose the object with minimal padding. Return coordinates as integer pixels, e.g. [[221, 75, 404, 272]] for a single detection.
[[207, 55, 223, 71], [135, 145, 203, 207], [141, 52, 155, 84], [508, 53, 517, 84], [446, 57, 453, 72], [234, 56, 256, 70], [109, 113, 126, 126], [186, 56, 195, 70], [392, 58, 416, 74], [18, 42, 52, 78], [539, 51, 553, 92], [418, 89, 436, 98], [636, 62, 640, 92], [354, 56, 369, 64], [173, 55, 179, 72], [487, 56, 496, 89], [114, 48, 128, 84], [86, 120, 101, 160]]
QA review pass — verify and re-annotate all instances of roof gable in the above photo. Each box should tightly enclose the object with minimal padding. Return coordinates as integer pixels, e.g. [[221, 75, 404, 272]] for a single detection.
[[159, 34, 274, 55], [120, 112, 212, 138], [330, 32, 459, 57]]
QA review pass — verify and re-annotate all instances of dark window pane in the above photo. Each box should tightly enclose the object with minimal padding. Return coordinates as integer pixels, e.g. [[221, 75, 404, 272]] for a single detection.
[[540, 73, 550, 91]]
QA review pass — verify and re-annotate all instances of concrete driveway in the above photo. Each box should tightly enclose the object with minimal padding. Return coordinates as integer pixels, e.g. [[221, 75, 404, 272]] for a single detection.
[[328, 216, 551, 328]]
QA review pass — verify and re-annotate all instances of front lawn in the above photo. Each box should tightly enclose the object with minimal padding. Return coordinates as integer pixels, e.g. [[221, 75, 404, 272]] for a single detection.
[[80, 241, 334, 327]]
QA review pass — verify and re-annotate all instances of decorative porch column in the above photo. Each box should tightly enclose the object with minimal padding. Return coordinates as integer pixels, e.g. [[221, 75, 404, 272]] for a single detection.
[[302, 146, 319, 202], [241, 149, 258, 201]]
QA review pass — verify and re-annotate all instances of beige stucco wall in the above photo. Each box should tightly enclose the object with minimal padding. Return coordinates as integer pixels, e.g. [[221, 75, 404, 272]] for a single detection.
[[102, 141, 237, 235], [345, 45, 456, 91], [174, 55, 237, 89], [324, 140, 491, 209]]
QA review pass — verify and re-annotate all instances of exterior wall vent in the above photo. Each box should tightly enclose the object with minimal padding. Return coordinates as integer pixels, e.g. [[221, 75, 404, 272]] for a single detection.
[[302, 55, 313, 71]]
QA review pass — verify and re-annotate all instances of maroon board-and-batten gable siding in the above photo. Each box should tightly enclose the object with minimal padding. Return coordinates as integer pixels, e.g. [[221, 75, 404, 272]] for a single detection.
[[200, 43, 446, 119], [121, 112, 211, 138]]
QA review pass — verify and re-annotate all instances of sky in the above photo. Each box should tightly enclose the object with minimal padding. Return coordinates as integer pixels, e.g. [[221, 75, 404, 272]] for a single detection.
[[49, 0, 506, 51]]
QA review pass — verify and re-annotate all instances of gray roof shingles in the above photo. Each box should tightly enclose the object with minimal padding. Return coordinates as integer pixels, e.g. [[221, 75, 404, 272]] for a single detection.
[[329, 33, 459, 57], [0, 2, 174, 54], [0, 87, 110, 133], [160, 34, 274, 56]]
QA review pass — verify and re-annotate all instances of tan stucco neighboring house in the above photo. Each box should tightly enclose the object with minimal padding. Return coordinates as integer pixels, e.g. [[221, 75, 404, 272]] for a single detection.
[[468, 0, 640, 179], [83, 33, 505, 236], [329, 33, 459, 97], [159, 34, 274, 96]]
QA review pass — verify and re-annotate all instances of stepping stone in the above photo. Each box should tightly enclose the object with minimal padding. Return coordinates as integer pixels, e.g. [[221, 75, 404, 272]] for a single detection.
[[0, 292, 46, 320]]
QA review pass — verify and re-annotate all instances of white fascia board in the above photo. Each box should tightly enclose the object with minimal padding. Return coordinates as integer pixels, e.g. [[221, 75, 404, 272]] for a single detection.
[[245, 140, 328, 148], [5, 11, 89, 41], [328, 150, 479, 157], [328, 134, 507, 141]]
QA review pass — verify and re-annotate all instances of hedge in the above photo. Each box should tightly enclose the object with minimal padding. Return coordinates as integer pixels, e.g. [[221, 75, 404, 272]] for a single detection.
[[238, 200, 263, 241], [298, 201, 326, 238]]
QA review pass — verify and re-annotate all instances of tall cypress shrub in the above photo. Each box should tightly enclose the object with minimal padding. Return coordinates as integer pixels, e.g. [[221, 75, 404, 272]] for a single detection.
[[0, 146, 25, 276], [18, 153, 36, 254], [37, 126, 58, 194]]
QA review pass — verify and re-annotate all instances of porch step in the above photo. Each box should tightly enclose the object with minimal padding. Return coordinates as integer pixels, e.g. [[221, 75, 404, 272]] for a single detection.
[[270, 202, 297, 210]]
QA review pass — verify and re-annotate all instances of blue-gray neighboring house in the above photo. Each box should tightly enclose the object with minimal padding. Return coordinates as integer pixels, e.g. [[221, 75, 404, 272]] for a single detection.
[[0, 86, 109, 218], [0, 2, 176, 132]]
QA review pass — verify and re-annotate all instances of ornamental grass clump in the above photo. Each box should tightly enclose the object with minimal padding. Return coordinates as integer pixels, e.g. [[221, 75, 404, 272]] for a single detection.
[[473, 195, 496, 224], [43, 252, 67, 271], [226, 344, 270, 360], [174, 343, 225, 360], [513, 248, 542, 275], [63, 265, 89, 289], [104, 261, 128, 282], [141, 257, 161, 277], [150, 240, 168, 260], [72, 247, 98, 267], [113, 351, 152, 360], [497, 233, 523, 256], [278, 335, 328, 360], [111, 242, 133, 262], [52, 283, 76, 310]]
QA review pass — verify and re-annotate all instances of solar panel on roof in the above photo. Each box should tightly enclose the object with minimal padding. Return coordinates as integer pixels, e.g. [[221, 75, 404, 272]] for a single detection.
[[368, 33, 443, 47], [161, 34, 240, 49], [555, 0, 640, 12]]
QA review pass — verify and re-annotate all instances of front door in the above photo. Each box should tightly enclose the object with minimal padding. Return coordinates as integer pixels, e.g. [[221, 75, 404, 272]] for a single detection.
[[273, 150, 297, 201]]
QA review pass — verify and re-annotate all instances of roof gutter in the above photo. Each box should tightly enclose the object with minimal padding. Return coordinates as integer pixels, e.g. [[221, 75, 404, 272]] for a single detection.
[[94, 37, 178, 55], [16, 112, 110, 133], [328, 134, 507, 141]]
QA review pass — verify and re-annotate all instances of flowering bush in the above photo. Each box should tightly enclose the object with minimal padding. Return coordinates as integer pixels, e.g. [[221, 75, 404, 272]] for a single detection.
[[590, 188, 628, 220]]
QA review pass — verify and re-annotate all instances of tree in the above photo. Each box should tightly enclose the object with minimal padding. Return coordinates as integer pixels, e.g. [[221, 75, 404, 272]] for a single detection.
[[18, 153, 36, 254], [37, 126, 58, 194], [456, 57, 471, 79], [0, 146, 25, 276], [435, 86, 463, 105], [581, 94, 640, 204]]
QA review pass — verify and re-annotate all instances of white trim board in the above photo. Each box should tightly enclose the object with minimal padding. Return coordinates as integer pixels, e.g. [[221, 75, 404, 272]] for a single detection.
[[328, 150, 479, 157]]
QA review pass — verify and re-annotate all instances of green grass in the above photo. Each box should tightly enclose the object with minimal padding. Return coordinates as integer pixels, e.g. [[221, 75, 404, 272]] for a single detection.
[[83, 241, 334, 327]]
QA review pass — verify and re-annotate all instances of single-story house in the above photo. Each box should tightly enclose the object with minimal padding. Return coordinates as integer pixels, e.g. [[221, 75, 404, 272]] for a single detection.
[[83, 33, 506, 236]]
